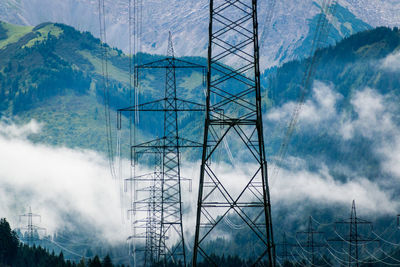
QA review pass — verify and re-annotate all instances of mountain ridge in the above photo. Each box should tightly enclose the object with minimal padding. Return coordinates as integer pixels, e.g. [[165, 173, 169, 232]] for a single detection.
[[0, 0, 373, 69]]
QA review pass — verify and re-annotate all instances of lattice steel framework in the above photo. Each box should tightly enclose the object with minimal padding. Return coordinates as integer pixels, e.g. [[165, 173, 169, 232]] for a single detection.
[[277, 233, 290, 264], [19, 207, 46, 245], [118, 33, 205, 266], [192, 0, 275, 266], [296, 217, 325, 266], [125, 150, 163, 266], [329, 200, 378, 267]]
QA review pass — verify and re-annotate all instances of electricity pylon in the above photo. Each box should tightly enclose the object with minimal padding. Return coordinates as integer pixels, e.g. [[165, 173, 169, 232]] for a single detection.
[[192, 0, 275, 266], [296, 216, 325, 266], [329, 200, 378, 267], [118, 32, 205, 266], [125, 150, 163, 266], [19, 207, 46, 245], [276, 232, 291, 264]]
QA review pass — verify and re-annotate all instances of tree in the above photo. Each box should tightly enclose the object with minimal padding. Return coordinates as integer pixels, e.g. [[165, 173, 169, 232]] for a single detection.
[[0, 218, 19, 265], [77, 258, 86, 267], [88, 255, 102, 267], [102, 254, 113, 267]]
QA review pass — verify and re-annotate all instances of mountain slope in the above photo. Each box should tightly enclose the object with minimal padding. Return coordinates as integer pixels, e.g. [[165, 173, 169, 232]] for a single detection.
[[265, 26, 400, 181], [1, 20, 400, 169], [0, 21, 206, 154]]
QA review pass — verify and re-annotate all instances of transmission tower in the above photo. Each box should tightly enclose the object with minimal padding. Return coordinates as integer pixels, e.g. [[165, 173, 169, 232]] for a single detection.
[[118, 32, 206, 266], [18, 207, 46, 245], [296, 216, 325, 266], [329, 200, 378, 267], [125, 149, 163, 266], [192, 0, 275, 266], [145, 152, 163, 266], [276, 232, 291, 264]]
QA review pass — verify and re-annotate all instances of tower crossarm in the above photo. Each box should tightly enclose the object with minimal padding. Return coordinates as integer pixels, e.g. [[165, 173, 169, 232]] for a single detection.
[[135, 58, 206, 69], [132, 137, 204, 150], [118, 98, 207, 114]]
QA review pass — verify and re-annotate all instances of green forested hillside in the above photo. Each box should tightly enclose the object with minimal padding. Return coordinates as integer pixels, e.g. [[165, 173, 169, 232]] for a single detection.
[[264, 26, 400, 180], [0, 21, 206, 154], [1, 20, 400, 173]]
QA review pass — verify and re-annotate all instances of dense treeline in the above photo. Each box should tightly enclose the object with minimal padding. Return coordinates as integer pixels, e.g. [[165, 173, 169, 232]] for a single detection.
[[1, 216, 287, 267], [0, 218, 124, 267], [150, 255, 266, 267]]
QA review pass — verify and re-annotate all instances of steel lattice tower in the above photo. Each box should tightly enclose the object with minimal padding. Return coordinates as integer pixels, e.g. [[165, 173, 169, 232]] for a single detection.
[[192, 0, 275, 266], [158, 32, 186, 264], [125, 150, 163, 266], [19, 207, 46, 245], [296, 217, 325, 266], [348, 201, 360, 267], [277, 233, 290, 264], [329, 200, 378, 267], [146, 152, 163, 265], [118, 33, 206, 266]]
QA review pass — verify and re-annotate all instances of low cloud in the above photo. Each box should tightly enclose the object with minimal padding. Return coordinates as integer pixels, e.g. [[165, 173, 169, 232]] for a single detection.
[[341, 88, 397, 140], [267, 81, 341, 132], [0, 118, 43, 139], [270, 163, 398, 215], [381, 50, 400, 72], [0, 119, 129, 244], [2, 83, 400, 251], [265, 81, 400, 215]]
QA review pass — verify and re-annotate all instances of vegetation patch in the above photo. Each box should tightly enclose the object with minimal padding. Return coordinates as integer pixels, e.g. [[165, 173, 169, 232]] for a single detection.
[[23, 24, 63, 48], [0, 21, 33, 49]]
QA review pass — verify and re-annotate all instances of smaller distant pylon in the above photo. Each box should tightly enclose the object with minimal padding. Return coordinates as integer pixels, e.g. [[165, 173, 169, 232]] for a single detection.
[[18, 206, 46, 245]]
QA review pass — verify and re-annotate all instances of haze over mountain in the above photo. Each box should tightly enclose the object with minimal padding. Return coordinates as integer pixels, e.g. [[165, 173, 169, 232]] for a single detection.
[[0, 0, 382, 68]]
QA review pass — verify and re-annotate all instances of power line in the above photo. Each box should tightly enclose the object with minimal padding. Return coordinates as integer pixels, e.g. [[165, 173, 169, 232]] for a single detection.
[[271, 0, 338, 181], [372, 231, 400, 247], [295, 247, 328, 267], [377, 247, 400, 264], [363, 246, 400, 266], [43, 237, 85, 258], [310, 216, 335, 228], [276, 232, 291, 263], [317, 251, 332, 266], [296, 216, 326, 266], [259, 0, 277, 56], [326, 247, 350, 265], [97, 0, 116, 180]]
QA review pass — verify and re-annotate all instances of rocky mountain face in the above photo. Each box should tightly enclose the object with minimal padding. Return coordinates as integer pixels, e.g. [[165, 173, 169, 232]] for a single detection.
[[0, 0, 379, 69]]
